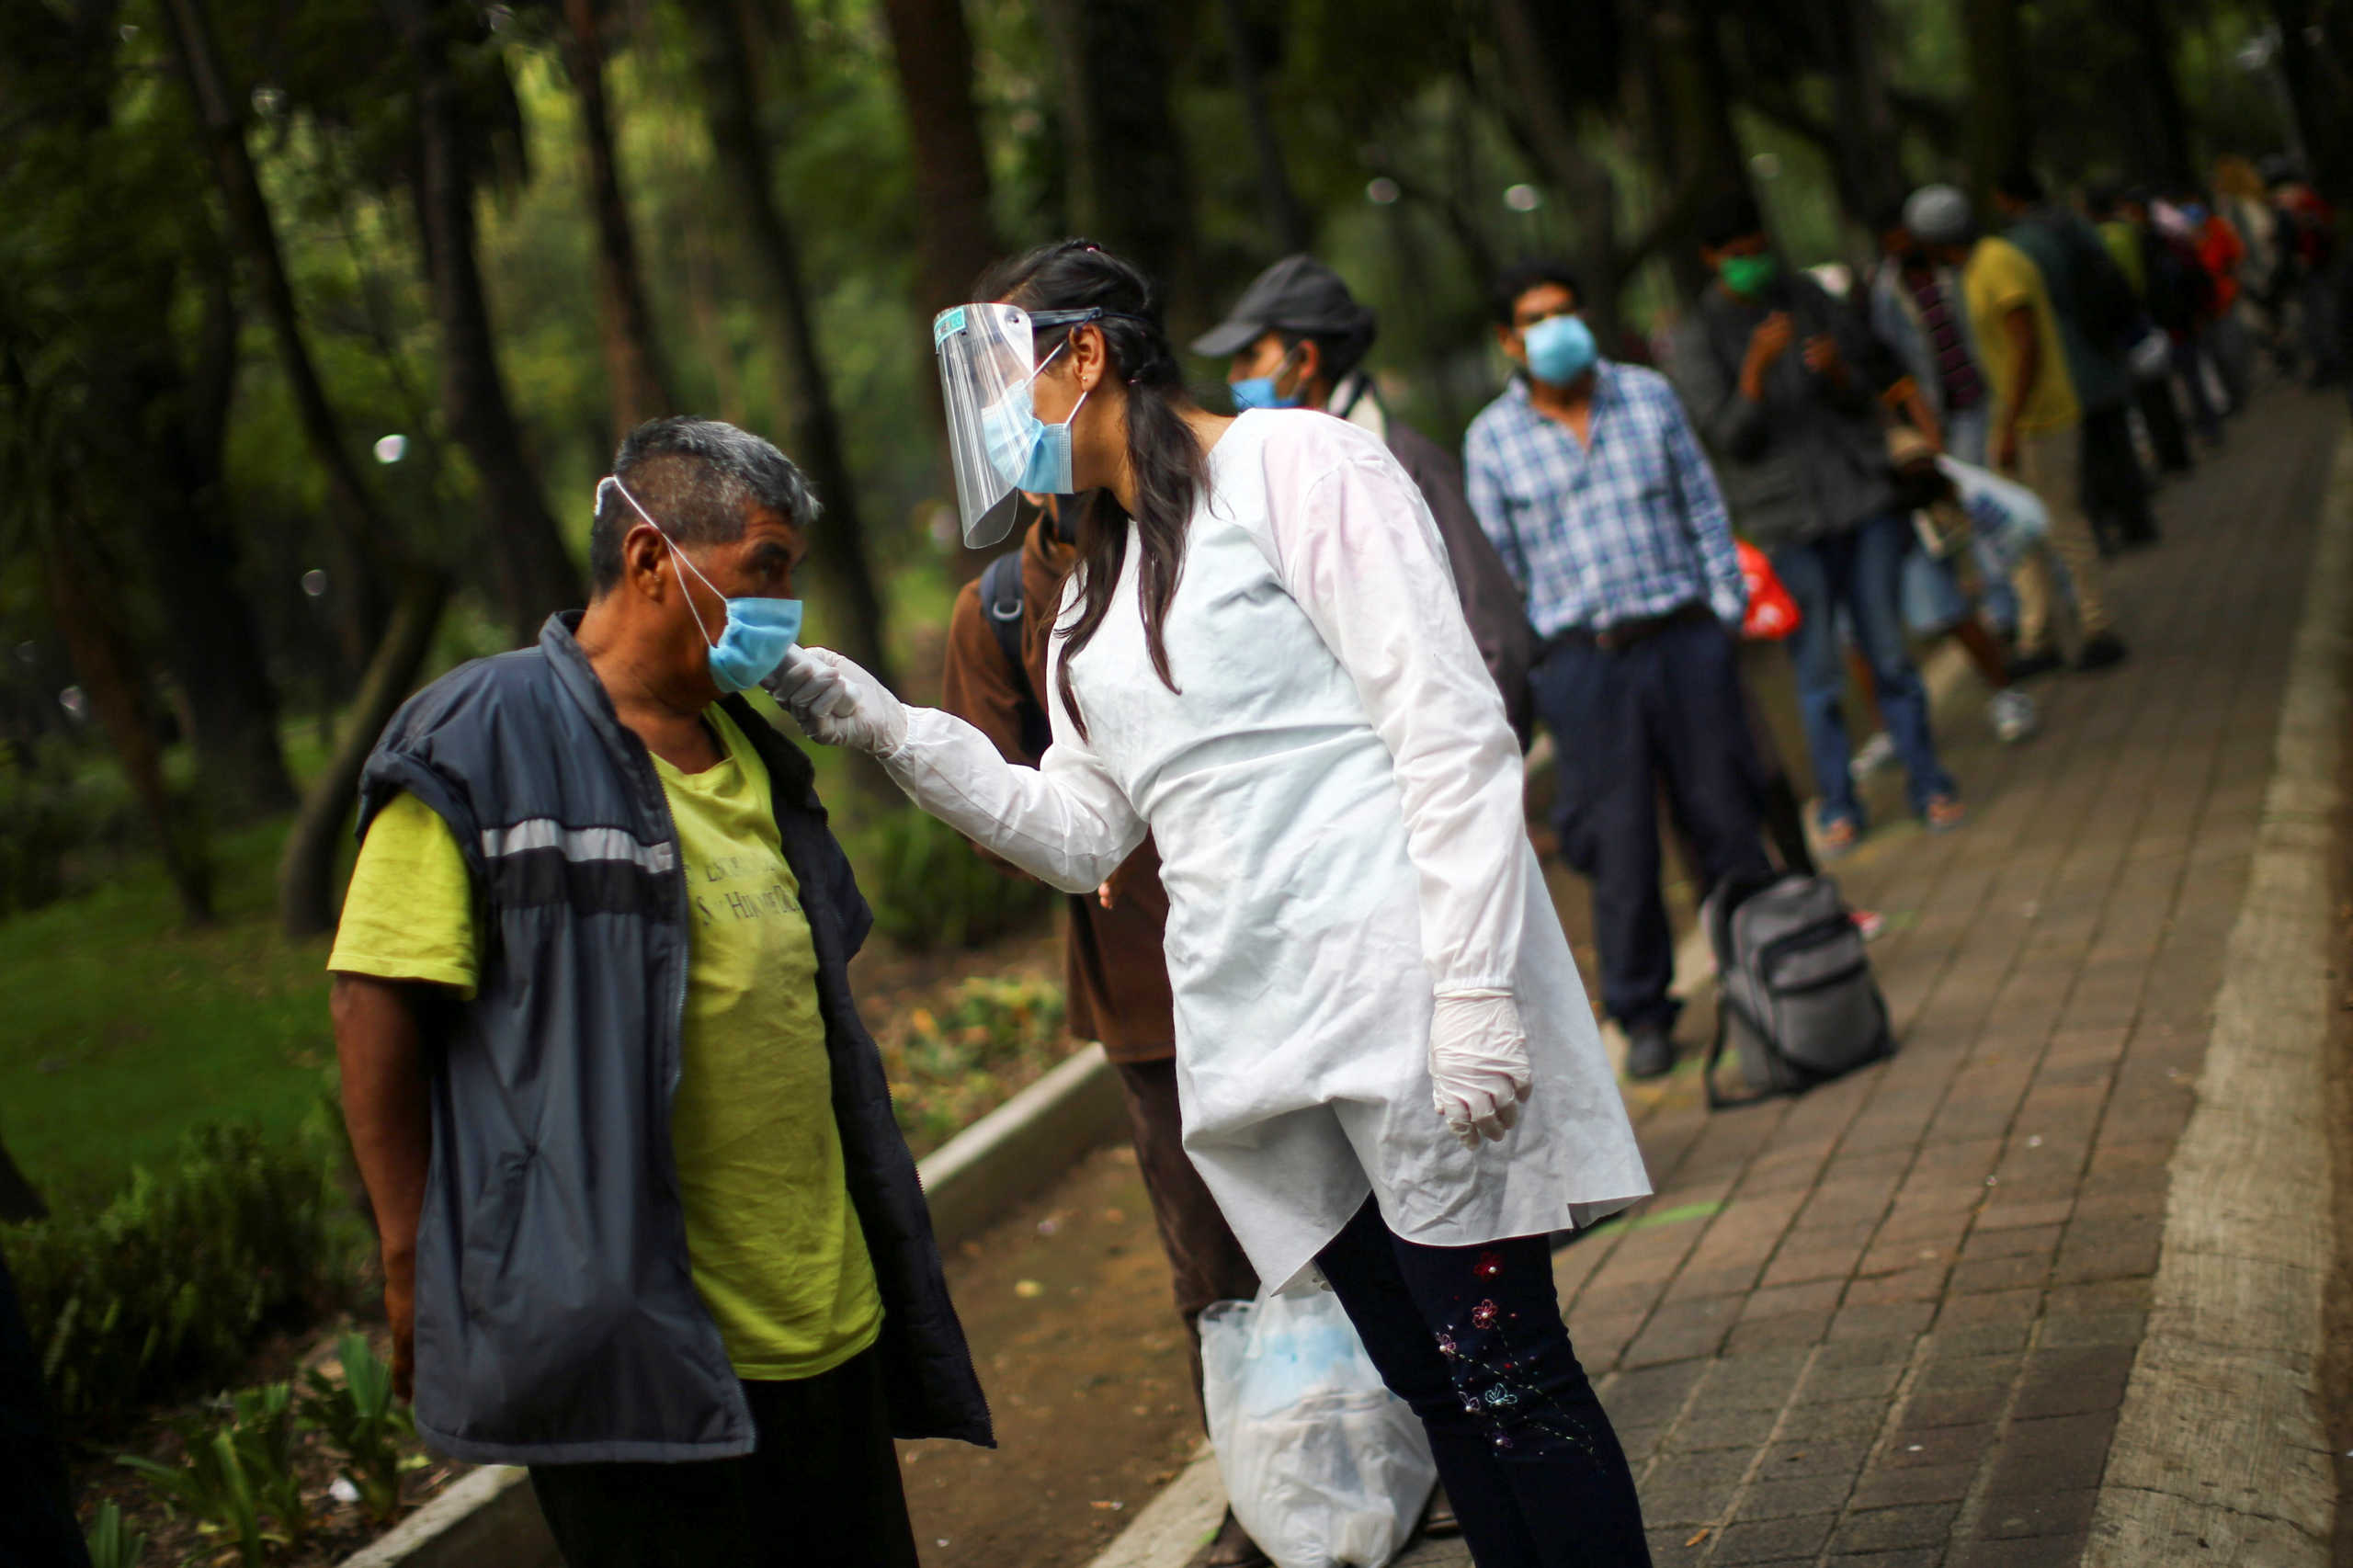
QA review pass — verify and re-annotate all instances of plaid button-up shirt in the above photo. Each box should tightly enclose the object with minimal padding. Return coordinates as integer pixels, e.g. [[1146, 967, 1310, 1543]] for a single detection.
[[1464, 362, 1746, 641]]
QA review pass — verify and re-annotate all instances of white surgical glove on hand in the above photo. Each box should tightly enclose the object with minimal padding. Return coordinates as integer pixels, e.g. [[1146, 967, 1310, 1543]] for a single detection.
[[1429, 991, 1534, 1152], [763, 647, 908, 756]]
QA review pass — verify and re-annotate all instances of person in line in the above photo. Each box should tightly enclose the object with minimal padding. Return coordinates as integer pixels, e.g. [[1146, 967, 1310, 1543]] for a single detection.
[[1868, 204, 1995, 466], [1668, 191, 1961, 857], [1461, 257, 1771, 1083], [2086, 183, 2196, 476], [778, 240, 1655, 1568], [1906, 184, 2131, 681], [1195, 254, 1538, 740], [1990, 166, 2161, 556], [2182, 188, 2255, 412], [940, 494, 1272, 1568], [330, 418, 989, 1568]]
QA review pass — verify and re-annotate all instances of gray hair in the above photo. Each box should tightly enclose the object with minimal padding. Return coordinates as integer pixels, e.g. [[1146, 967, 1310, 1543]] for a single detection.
[[589, 417, 821, 593], [1903, 184, 1976, 249]]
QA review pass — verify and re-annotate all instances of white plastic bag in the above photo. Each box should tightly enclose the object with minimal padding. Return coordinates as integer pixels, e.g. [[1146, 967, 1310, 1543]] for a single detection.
[[1199, 1289, 1438, 1568]]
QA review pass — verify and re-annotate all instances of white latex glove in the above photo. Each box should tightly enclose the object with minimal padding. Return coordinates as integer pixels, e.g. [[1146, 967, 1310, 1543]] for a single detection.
[[1429, 992, 1533, 1152], [763, 647, 908, 756]]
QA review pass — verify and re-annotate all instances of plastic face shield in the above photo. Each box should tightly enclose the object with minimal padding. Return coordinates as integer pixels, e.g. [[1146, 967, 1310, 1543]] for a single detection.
[[933, 302, 1100, 549]]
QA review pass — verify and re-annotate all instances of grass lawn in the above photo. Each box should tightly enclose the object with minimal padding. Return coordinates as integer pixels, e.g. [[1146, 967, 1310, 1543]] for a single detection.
[[0, 815, 346, 1212]]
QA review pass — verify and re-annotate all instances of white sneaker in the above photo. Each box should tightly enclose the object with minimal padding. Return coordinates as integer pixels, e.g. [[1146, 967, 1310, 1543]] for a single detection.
[[1849, 731, 1897, 780], [1989, 687, 2040, 744]]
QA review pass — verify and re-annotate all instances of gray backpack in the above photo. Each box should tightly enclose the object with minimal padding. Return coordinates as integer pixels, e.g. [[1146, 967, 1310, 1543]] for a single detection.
[[1700, 871, 1893, 1109]]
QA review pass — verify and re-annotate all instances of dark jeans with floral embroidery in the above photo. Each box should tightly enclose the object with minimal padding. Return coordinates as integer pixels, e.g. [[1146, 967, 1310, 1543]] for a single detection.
[[1315, 1197, 1652, 1567]]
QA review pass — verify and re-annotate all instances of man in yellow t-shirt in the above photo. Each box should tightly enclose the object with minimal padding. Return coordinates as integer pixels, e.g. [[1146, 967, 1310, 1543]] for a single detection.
[[1907, 183, 2126, 678], [331, 418, 986, 1568]]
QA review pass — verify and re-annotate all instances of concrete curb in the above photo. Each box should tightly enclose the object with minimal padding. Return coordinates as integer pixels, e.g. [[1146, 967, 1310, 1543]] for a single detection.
[[335, 1045, 1127, 1565], [1080, 1443, 1228, 1568], [337, 1467, 555, 1568], [2084, 425, 2350, 1565]]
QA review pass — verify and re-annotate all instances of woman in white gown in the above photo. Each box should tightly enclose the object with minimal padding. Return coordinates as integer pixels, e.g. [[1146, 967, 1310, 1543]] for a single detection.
[[776, 243, 1654, 1567]]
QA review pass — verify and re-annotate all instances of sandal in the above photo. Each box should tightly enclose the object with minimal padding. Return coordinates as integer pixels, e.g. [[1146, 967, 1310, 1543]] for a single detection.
[[1925, 795, 1967, 833]]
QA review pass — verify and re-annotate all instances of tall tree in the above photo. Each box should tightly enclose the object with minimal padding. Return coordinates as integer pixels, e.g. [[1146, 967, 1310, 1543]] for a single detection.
[[558, 0, 677, 436], [386, 0, 584, 643], [1963, 0, 2031, 200], [1215, 0, 1313, 256], [1488, 0, 1628, 333], [877, 0, 1002, 314], [1038, 0, 1198, 319], [156, 0, 395, 665], [686, 0, 896, 688]]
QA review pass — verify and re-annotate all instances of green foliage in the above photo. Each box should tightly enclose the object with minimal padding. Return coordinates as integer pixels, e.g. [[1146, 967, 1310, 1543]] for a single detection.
[[119, 1422, 271, 1567], [884, 974, 1069, 1153], [6, 1124, 360, 1434], [299, 1334, 418, 1526], [847, 807, 1053, 952], [83, 1501, 147, 1568]]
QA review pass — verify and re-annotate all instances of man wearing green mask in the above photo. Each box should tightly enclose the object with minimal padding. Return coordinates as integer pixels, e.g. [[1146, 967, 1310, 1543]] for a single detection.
[[1670, 191, 1963, 858]]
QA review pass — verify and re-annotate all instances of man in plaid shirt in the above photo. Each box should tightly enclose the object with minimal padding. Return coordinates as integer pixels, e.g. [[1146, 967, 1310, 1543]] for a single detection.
[[1466, 259, 1772, 1080]]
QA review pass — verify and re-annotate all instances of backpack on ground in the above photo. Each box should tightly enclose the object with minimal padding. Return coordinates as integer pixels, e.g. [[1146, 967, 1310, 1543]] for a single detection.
[[1700, 869, 1893, 1109]]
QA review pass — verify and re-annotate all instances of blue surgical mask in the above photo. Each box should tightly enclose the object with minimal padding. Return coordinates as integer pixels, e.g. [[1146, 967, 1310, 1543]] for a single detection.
[[604, 475, 804, 694], [980, 339, 1090, 494], [1525, 313, 1599, 387], [1229, 345, 1305, 412]]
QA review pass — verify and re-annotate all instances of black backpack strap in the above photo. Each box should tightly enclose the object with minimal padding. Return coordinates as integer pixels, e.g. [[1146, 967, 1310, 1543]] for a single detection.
[[979, 550, 1052, 757]]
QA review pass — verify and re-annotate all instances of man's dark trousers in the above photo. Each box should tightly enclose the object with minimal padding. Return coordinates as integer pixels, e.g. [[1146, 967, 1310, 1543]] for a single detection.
[[528, 1346, 919, 1568], [1528, 612, 1773, 1032]]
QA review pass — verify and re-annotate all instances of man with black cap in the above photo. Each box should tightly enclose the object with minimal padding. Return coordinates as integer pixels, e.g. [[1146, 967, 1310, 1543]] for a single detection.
[[1194, 254, 1536, 738]]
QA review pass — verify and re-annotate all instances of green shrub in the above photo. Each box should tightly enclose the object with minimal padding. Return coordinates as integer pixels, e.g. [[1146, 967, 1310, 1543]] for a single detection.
[[4, 1124, 361, 1434], [883, 976, 1070, 1153], [847, 807, 1052, 952], [299, 1334, 417, 1526], [83, 1501, 146, 1568]]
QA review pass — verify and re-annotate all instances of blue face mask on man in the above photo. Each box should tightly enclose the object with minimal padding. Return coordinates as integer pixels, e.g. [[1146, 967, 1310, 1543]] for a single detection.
[[1524, 313, 1599, 387], [980, 338, 1090, 495], [1229, 344, 1306, 412], [603, 476, 803, 694]]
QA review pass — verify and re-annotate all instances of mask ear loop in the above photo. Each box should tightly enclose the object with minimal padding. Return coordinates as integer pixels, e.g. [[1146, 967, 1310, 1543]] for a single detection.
[[604, 475, 722, 649]]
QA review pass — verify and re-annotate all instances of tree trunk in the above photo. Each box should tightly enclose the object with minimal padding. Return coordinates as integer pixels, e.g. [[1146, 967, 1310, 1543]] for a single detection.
[[2267, 0, 2351, 200], [1038, 0, 1198, 322], [1824, 0, 1906, 224], [558, 0, 677, 437], [1490, 0, 1626, 337], [1963, 0, 2029, 204], [278, 569, 452, 938], [40, 533, 212, 926], [2113, 0, 2192, 191], [876, 0, 1001, 315], [157, 0, 394, 665], [389, 0, 583, 645], [1215, 0, 1313, 256], [688, 0, 896, 692]]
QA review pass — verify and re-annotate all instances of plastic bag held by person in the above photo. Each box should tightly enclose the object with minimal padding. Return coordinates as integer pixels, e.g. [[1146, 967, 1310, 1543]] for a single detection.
[[1200, 1289, 1438, 1568]]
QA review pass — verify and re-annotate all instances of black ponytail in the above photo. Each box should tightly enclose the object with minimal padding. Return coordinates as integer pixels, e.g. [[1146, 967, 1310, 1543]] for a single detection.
[[976, 240, 1205, 741]]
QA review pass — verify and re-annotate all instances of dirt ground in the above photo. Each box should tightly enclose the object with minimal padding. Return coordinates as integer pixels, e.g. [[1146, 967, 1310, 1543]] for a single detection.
[[898, 1143, 1210, 1568]]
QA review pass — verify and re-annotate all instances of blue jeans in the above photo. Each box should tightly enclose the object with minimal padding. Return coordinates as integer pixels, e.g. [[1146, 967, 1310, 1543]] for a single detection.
[[1775, 514, 1955, 831], [1317, 1198, 1652, 1568]]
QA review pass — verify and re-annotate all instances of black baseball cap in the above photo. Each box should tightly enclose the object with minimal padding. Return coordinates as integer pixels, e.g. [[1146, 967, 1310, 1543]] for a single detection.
[[1190, 254, 1379, 358]]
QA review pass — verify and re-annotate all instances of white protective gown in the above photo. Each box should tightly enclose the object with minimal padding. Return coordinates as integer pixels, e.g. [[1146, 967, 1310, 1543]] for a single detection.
[[884, 409, 1650, 1290]]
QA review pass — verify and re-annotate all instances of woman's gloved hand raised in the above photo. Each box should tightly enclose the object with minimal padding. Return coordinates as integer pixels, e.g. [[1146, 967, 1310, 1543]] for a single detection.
[[764, 647, 908, 756], [1429, 992, 1534, 1152]]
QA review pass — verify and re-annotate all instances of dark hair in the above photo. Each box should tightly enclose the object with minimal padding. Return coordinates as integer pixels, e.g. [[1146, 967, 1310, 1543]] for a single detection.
[[2083, 179, 2127, 220], [977, 240, 1203, 738], [1696, 189, 1766, 251], [1868, 199, 1911, 235], [1488, 257, 1583, 326], [1994, 164, 2046, 206], [1279, 325, 1376, 390], [590, 417, 820, 594]]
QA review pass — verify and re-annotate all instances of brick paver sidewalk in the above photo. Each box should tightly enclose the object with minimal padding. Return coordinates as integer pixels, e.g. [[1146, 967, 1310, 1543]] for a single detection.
[[1393, 391, 2347, 1568]]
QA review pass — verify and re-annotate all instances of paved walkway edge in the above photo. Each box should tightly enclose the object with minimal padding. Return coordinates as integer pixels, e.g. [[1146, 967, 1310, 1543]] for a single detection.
[[2084, 426, 2352, 1567], [1080, 1443, 1226, 1568]]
